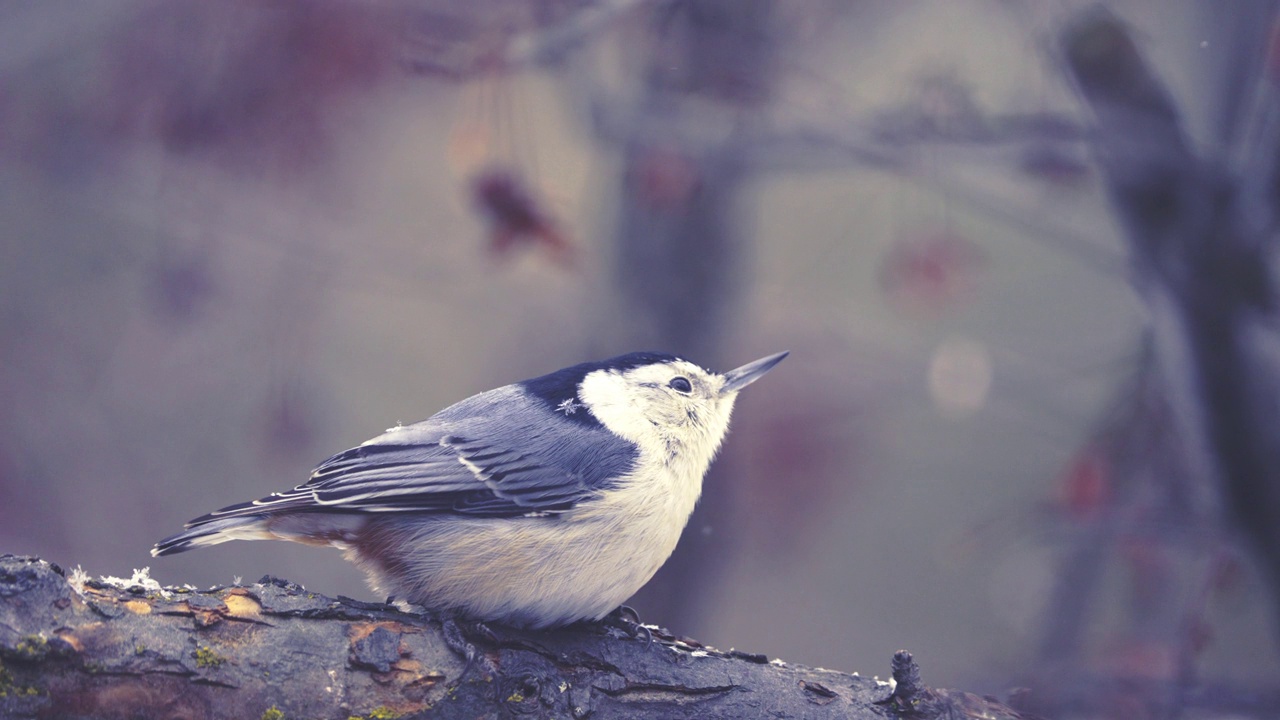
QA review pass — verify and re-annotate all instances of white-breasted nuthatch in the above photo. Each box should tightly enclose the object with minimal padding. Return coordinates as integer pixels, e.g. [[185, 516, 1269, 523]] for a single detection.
[[153, 350, 787, 628]]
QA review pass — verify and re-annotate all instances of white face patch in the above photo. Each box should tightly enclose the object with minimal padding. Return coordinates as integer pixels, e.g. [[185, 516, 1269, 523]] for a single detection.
[[579, 369, 655, 446], [577, 360, 737, 464]]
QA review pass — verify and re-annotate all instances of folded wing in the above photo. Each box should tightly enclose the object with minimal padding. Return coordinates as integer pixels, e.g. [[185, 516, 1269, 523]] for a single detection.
[[183, 387, 638, 527]]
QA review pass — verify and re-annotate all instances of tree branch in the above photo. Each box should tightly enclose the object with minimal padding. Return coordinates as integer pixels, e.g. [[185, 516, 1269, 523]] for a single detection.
[[0, 555, 1028, 720]]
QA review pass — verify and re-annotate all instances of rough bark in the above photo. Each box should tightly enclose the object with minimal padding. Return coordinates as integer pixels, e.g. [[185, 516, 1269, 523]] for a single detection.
[[0, 555, 1028, 720]]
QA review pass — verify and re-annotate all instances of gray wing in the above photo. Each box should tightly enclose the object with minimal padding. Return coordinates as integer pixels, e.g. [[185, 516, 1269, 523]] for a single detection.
[[188, 386, 638, 524]]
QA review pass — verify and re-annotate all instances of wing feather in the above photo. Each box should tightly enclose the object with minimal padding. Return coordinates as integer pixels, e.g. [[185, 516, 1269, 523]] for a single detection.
[[183, 385, 638, 527]]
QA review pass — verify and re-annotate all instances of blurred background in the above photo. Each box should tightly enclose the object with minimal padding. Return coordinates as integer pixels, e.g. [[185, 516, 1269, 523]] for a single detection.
[[3, 0, 1279, 716]]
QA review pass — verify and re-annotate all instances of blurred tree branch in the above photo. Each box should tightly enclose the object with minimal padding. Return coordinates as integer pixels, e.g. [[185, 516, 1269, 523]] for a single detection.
[[1008, 5, 1280, 717], [1063, 5, 1280, 629]]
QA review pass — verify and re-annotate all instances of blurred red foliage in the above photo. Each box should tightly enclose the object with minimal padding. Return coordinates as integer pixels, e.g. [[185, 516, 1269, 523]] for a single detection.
[[471, 165, 575, 266], [879, 228, 986, 317]]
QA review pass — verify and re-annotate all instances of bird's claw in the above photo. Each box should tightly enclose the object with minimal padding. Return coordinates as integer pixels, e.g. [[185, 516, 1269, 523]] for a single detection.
[[601, 605, 654, 648]]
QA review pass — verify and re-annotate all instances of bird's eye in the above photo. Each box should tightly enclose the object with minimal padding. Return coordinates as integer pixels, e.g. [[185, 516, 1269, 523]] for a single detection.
[[669, 376, 692, 393]]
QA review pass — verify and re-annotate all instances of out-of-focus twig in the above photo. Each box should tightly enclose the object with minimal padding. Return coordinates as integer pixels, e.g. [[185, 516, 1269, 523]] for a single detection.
[[749, 124, 1124, 276], [400, 0, 654, 78]]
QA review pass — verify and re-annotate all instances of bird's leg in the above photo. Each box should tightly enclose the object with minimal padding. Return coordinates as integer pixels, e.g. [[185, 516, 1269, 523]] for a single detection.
[[440, 615, 498, 680], [600, 605, 653, 647]]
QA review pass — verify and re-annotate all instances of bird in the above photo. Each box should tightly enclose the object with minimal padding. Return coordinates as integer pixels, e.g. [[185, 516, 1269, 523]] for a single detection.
[[153, 350, 787, 629]]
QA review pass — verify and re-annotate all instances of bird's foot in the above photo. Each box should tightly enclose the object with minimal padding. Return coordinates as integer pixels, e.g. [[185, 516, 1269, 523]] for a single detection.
[[600, 605, 653, 648], [440, 615, 498, 680]]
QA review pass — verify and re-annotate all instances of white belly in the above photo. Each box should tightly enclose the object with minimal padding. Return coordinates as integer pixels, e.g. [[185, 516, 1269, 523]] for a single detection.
[[348, 468, 702, 627]]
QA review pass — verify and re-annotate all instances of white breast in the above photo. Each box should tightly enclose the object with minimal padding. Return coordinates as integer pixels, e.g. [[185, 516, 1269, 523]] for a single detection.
[[348, 453, 708, 628]]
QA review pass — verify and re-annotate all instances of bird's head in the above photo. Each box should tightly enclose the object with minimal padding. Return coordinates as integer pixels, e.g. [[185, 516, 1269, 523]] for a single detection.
[[574, 351, 788, 463]]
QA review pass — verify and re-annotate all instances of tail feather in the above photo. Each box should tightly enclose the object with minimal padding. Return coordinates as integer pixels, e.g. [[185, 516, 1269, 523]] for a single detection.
[[152, 512, 364, 557], [151, 517, 273, 557]]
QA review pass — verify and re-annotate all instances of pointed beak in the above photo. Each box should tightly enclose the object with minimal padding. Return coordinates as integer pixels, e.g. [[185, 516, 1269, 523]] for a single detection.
[[721, 351, 789, 394]]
